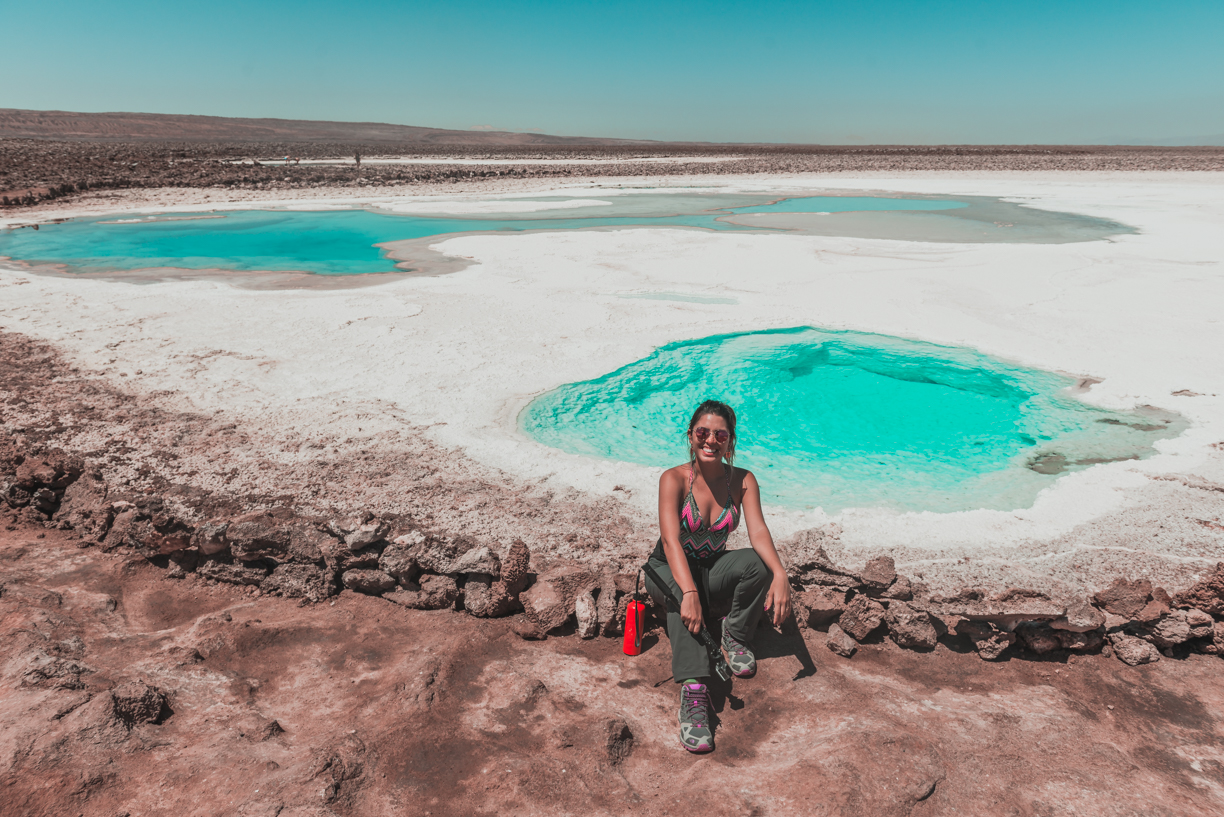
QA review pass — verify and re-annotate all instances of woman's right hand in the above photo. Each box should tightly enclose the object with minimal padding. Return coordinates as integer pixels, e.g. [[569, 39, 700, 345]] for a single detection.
[[681, 592, 703, 634]]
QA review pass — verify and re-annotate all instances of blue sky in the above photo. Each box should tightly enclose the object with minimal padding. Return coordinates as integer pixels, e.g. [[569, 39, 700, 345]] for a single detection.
[[3, 0, 1222, 144]]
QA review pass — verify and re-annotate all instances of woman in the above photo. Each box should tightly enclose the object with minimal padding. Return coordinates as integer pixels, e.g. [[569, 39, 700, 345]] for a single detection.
[[644, 399, 791, 753]]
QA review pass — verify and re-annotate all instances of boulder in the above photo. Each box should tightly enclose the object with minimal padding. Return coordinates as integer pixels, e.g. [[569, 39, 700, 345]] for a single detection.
[[1186, 608, 1214, 639], [31, 487, 56, 514], [384, 574, 458, 610], [378, 543, 418, 585], [101, 509, 148, 552], [191, 520, 230, 556], [463, 573, 517, 618], [344, 522, 387, 551], [520, 564, 598, 632], [341, 569, 397, 595], [825, 623, 857, 657], [955, 620, 1015, 661], [400, 532, 501, 577], [111, 681, 166, 727], [884, 601, 938, 651], [839, 595, 885, 641], [782, 528, 860, 589], [226, 513, 289, 562], [1172, 562, 1224, 617], [1135, 597, 1171, 626], [1056, 629, 1105, 653], [596, 572, 620, 636], [794, 587, 847, 628], [1017, 623, 1063, 655], [1108, 632, 1161, 666], [53, 470, 111, 539], [16, 453, 82, 490], [1094, 578, 1154, 619], [860, 556, 897, 592], [928, 588, 1063, 631], [261, 564, 335, 602], [501, 540, 531, 590], [575, 590, 599, 638], [1050, 598, 1106, 633], [881, 575, 914, 601], [199, 560, 269, 586], [1144, 610, 1192, 649]]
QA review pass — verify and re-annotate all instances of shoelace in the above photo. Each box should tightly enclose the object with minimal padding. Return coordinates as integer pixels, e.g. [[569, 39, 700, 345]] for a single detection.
[[681, 687, 710, 727], [724, 632, 749, 656]]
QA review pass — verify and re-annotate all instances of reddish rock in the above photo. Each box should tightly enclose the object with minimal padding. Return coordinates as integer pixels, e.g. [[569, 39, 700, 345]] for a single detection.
[[1186, 608, 1214, 639], [510, 617, 546, 640], [261, 564, 335, 602], [794, 586, 847, 628], [463, 572, 517, 618], [1108, 632, 1161, 666], [1050, 598, 1106, 633], [500, 539, 531, 591], [825, 623, 857, 657], [1056, 629, 1105, 653], [384, 574, 457, 610], [110, 681, 165, 727], [199, 560, 269, 586], [1173, 563, 1224, 617], [885, 601, 938, 650], [377, 542, 418, 584], [1135, 597, 1171, 625], [341, 569, 397, 595], [226, 512, 290, 562], [1094, 578, 1154, 619], [955, 620, 1016, 661], [839, 595, 885, 641], [520, 564, 598, 632], [928, 588, 1063, 630], [190, 520, 229, 556], [15, 453, 81, 490], [1145, 611, 1192, 649], [575, 589, 598, 638], [860, 556, 897, 591], [1017, 624, 1062, 655], [596, 572, 620, 635], [52, 470, 110, 539], [881, 574, 914, 601]]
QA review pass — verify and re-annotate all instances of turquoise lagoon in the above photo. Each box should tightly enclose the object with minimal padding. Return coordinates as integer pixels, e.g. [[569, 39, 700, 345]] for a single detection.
[[0, 193, 1130, 277], [521, 328, 1182, 514]]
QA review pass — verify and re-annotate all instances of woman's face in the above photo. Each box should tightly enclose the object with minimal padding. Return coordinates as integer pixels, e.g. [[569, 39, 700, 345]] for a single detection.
[[690, 413, 731, 464]]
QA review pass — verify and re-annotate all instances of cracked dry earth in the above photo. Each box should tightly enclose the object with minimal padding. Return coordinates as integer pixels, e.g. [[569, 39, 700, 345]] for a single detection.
[[5, 527, 1224, 816]]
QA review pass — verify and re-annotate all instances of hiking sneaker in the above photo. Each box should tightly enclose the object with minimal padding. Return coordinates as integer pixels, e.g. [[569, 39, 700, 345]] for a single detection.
[[678, 683, 713, 753], [721, 618, 757, 677]]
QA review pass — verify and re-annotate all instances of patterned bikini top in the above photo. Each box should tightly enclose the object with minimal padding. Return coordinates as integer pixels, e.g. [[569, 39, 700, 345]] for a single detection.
[[679, 464, 741, 560]]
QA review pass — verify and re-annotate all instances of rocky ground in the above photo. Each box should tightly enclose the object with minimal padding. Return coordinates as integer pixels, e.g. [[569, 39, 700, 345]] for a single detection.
[[7, 520, 1224, 817], [3, 140, 1223, 207], [6, 321, 1224, 814]]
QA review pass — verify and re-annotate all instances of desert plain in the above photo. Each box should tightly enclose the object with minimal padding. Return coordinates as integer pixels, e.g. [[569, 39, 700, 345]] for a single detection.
[[3, 145, 1224, 816]]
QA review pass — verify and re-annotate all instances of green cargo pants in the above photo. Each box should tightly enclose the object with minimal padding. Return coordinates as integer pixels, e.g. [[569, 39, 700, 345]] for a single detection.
[[644, 543, 771, 682]]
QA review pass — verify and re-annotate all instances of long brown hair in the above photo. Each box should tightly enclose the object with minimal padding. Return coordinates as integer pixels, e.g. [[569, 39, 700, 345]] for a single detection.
[[686, 400, 737, 470]]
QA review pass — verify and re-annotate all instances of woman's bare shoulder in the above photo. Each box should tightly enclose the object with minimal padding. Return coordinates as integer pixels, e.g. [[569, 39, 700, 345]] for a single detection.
[[730, 466, 758, 489], [659, 464, 690, 485]]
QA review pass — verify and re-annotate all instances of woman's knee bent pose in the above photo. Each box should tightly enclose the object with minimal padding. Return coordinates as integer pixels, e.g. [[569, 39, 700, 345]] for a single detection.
[[643, 400, 791, 753]]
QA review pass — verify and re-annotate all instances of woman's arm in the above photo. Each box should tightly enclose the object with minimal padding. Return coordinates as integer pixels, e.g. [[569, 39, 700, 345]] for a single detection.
[[739, 470, 792, 628], [658, 468, 704, 634]]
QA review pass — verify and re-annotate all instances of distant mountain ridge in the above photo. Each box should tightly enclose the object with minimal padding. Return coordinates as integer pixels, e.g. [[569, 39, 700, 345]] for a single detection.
[[0, 108, 655, 145]]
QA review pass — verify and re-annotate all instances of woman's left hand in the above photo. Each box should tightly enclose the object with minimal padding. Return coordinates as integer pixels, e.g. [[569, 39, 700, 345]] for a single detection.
[[764, 575, 792, 628]]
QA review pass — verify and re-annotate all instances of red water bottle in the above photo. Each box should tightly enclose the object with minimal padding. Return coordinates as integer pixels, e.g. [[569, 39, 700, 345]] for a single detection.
[[623, 598, 645, 656]]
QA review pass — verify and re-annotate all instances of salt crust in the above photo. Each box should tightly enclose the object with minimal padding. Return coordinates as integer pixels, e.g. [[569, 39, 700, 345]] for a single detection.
[[2, 171, 1223, 583]]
